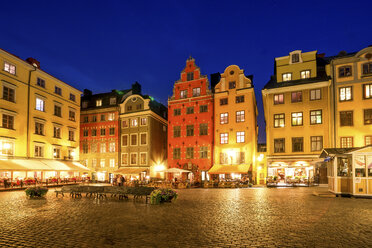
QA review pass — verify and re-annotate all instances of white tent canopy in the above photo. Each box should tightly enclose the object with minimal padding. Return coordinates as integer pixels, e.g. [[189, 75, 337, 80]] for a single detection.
[[160, 168, 191, 173]]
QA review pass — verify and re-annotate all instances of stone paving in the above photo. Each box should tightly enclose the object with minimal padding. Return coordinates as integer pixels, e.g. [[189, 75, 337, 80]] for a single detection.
[[0, 187, 371, 248]]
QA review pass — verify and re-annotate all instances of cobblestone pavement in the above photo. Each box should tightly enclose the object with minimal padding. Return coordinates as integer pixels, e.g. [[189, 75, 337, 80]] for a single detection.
[[0, 187, 371, 248]]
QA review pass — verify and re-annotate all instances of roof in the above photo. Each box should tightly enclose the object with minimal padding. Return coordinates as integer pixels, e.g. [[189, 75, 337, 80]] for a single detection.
[[319, 145, 372, 158], [263, 71, 330, 90]]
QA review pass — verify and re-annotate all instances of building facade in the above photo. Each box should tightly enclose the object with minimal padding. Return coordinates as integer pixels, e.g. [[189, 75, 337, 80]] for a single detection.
[[119, 94, 167, 179], [210, 65, 259, 183], [0, 48, 85, 181], [167, 57, 214, 181], [79, 86, 137, 182], [262, 50, 332, 184]]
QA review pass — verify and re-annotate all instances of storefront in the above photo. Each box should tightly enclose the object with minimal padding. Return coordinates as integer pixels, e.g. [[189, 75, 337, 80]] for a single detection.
[[320, 145, 372, 196]]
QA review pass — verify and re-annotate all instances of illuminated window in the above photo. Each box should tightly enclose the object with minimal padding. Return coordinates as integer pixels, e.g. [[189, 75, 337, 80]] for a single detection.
[[174, 109, 181, 116], [173, 126, 181, 138], [339, 87, 352, 101], [173, 148, 181, 159], [292, 137, 303, 152], [96, 99, 102, 106], [110, 159, 115, 168], [220, 133, 228, 144], [339, 66, 352, 77], [291, 53, 299, 63], [108, 113, 115, 121], [340, 111, 353, 126], [310, 110, 322, 124], [110, 97, 116, 105], [180, 90, 188, 99], [236, 111, 245, 122], [365, 136, 372, 146], [186, 107, 194, 114], [364, 109, 372, 125], [300, 70, 310, 79], [35, 97, 45, 111], [220, 98, 228, 106], [220, 153, 228, 164], [192, 87, 200, 97], [4, 62, 16, 75], [54, 147, 61, 158], [0, 140, 14, 155], [100, 159, 105, 168], [282, 73, 292, 81], [341, 137, 353, 148], [274, 94, 284, 104], [274, 113, 285, 128], [109, 142, 115, 152], [186, 147, 194, 159], [310, 89, 321, 100], [236, 131, 245, 143], [69, 110, 76, 121], [291, 91, 302, 103], [274, 138, 285, 153], [92, 158, 97, 167], [200, 147, 208, 159], [236, 95, 244, 103], [220, 113, 228, 124], [236, 152, 245, 164], [311, 136, 323, 152], [186, 125, 194, 136], [364, 84, 372, 99], [91, 143, 97, 153], [199, 124, 208, 136], [121, 154, 128, 165], [131, 118, 138, 127], [100, 143, 106, 153], [140, 117, 147, 125], [291, 112, 303, 126]]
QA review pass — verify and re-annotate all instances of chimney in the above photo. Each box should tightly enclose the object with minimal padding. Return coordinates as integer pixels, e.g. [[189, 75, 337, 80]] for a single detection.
[[26, 58, 41, 68], [132, 82, 141, 94], [83, 89, 92, 96]]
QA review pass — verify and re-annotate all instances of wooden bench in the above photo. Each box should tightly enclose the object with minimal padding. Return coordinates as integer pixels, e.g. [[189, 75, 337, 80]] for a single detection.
[[55, 186, 73, 197]]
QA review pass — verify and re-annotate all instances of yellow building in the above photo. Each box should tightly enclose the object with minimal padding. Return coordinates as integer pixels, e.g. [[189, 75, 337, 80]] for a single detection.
[[209, 65, 261, 184], [330, 46, 372, 148], [262, 50, 331, 184], [0, 48, 87, 182]]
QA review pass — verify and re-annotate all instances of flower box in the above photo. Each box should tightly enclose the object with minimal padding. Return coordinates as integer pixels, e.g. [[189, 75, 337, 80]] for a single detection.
[[25, 187, 48, 198]]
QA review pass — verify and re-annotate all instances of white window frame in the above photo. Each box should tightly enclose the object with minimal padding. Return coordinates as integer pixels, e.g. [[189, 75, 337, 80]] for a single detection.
[[35, 97, 45, 112], [109, 142, 116, 152], [300, 70, 310, 79], [100, 159, 105, 168], [108, 113, 115, 121], [192, 87, 201, 97], [339, 87, 352, 101], [130, 134, 138, 146], [310, 89, 321, 100], [100, 143, 106, 153], [4, 61, 16, 75], [110, 158, 115, 168], [131, 118, 138, 127], [220, 113, 228, 124], [236, 131, 245, 143], [130, 153, 138, 165], [140, 132, 147, 146], [34, 143, 44, 157], [220, 133, 228, 144], [121, 153, 128, 165]]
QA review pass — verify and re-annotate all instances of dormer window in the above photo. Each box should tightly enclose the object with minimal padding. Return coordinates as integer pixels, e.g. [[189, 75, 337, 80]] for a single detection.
[[339, 66, 352, 77], [180, 90, 188, 99], [291, 53, 300, 63], [110, 97, 116, 105], [82, 101, 88, 108], [282, 73, 292, 82], [96, 99, 102, 106], [300, 70, 310, 79], [187, 72, 194, 81], [362, 62, 372, 75]]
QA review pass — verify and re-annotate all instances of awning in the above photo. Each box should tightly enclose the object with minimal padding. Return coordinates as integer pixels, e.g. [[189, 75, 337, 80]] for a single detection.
[[0, 158, 90, 171], [159, 168, 191, 173], [114, 167, 148, 175], [208, 164, 250, 174]]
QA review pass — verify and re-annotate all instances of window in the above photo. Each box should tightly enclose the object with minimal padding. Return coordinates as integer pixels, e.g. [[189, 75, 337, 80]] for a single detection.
[[291, 53, 299, 63], [274, 113, 285, 128], [364, 84, 372, 99], [91, 129, 97, 136], [100, 128, 106, 136], [101, 114, 105, 121], [83, 116, 89, 123], [100, 159, 105, 168], [108, 113, 115, 121], [362, 62, 372, 75], [174, 109, 181, 116], [220, 153, 228, 164], [100, 143, 106, 153], [36, 77, 46, 88], [34, 145, 43, 157], [110, 159, 115, 168], [0, 140, 14, 155], [220, 133, 228, 144], [109, 142, 115, 152], [340, 111, 353, 126], [199, 124, 208, 136], [292, 137, 303, 152], [140, 117, 147, 126], [187, 72, 194, 81], [92, 158, 97, 167], [282, 73, 292, 81], [220, 113, 228, 124], [53, 126, 61, 138], [69, 110, 75, 121], [180, 90, 188, 99], [186, 125, 194, 136], [140, 153, 147, 165], [131, 134, 138, 146], [173, 148, 181, 159], [186, 147, 194, 159], [192, 87, 200, 97], [200, 147, 208, 159], [136, 104, 142, 110], [200, 105, 208, 113], [54, 105, 62, 117], [229, 81, 236, 89], [291, 112, 303, 126], [341, 137, 353, 148], [339, 87, 352, 101], [310, 89, 321, 100], [311, 136, 323, 152], [339, 66, 352, 77], [54, 147, 61, 158], [121, 135, 128, 146], [4, 62, 16, 75], [173, 126, 181, 138], [274, 138, 285, 153], [91, 143, 97, 153], [54, 86, 62, 95], [236, 95, 244, 103], [96, 99, 102, 106], [83, 129, 88, 137], [110, 97, 116, 105], [35, 97, 45, 111], [92, 116, 97, 122], [300, 70, 310, 79], [140, 133, 147, 145], [364, 109, 372, 125], [109, 127, 115, 135], [122, 120, 128, 128], [82, 101, 88, 108], [2, 114, 14, 129], [131, 118, 138, 127], [69, 94, 76, 102], [237, 152, 245, 164], [35, 122, 44, 135], [122, 154, 128, 165], [236, 131, 245, 143], [127, 106, 132, 111], [365, 136, 372, 146], [220, 98, 228, 106], [3, 86, 15, 102], [310, 110, 322, 124], [274, 94, 284, 104], [236, 111, 245, 123], [291, 91, 302, 103], [186, 107, 194, 114], [68, 130, 75, 141], [130, 153, 138, 165]]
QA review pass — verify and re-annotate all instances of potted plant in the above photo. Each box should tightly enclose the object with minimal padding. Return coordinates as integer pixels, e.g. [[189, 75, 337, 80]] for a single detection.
[[25, 187, 48, 198], [150, 188, 178, 204]]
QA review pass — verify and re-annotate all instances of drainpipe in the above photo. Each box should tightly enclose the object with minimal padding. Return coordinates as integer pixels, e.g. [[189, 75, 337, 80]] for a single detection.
[[26, 66, 37, 158], [331, 60, 337, 148]]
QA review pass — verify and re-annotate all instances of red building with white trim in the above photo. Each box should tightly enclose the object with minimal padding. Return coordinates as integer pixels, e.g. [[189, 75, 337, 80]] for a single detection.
[[168, 57, 214, 181]]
